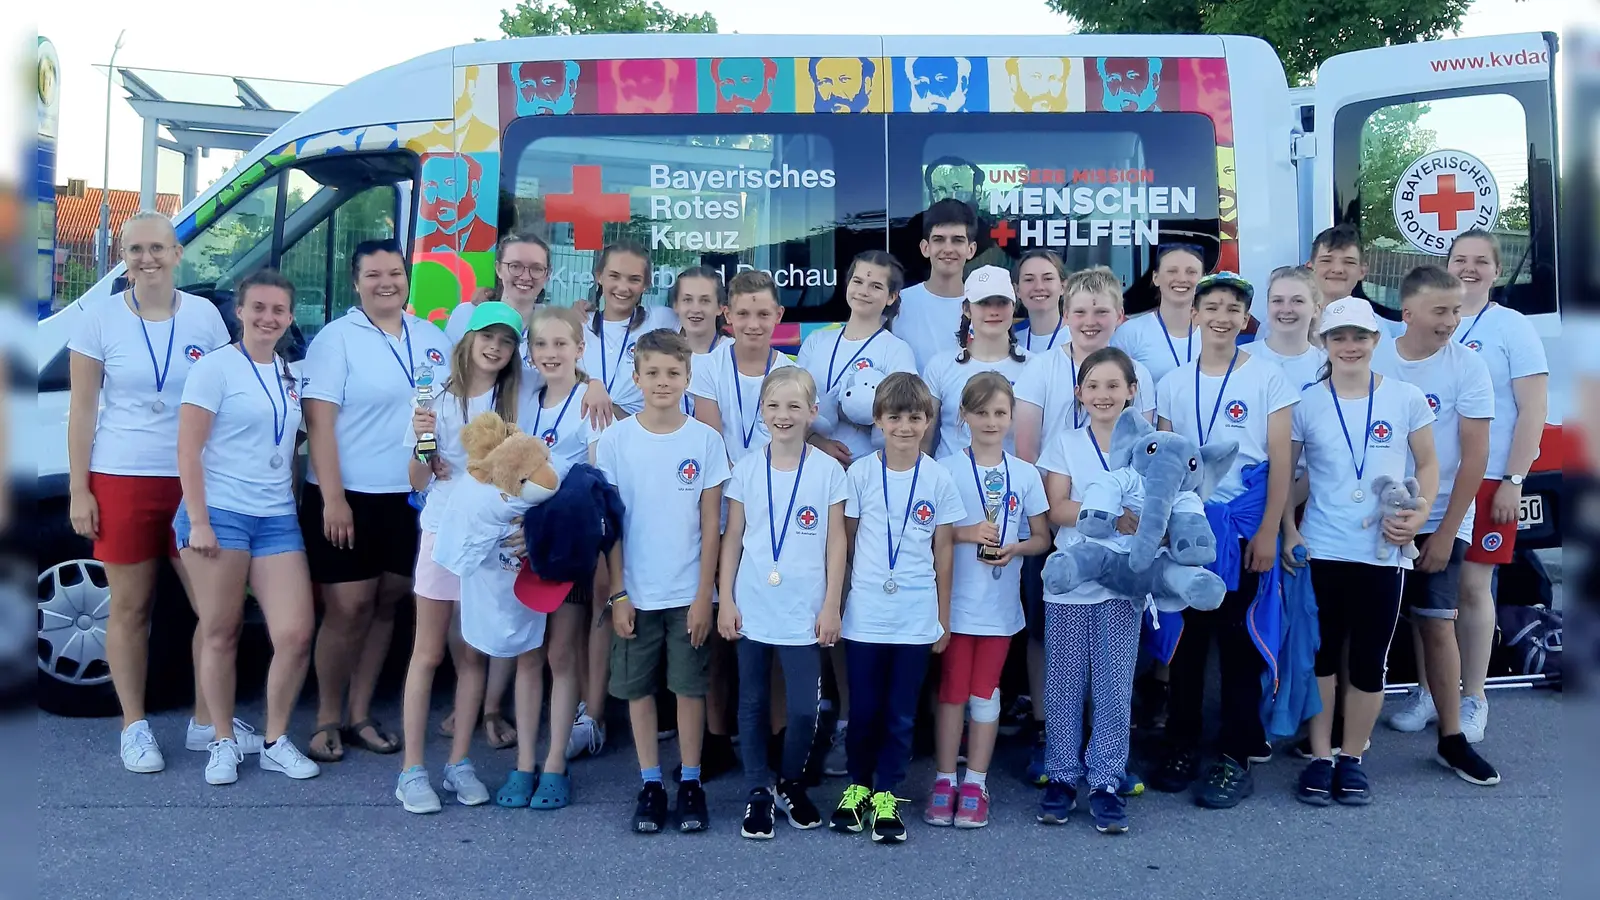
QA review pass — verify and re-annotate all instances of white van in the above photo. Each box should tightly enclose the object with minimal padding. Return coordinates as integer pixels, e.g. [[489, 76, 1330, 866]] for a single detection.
[[34, 31, 1564, 714]]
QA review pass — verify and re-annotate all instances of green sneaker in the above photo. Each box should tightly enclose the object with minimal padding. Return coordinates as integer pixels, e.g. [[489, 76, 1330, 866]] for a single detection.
[[830, 783, 873, 834], [869, 791, 908, 844]]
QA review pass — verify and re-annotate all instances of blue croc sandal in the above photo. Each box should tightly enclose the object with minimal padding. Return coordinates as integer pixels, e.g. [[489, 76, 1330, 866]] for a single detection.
[[496, 770, 536, 808], [530, 772, 570, 810]]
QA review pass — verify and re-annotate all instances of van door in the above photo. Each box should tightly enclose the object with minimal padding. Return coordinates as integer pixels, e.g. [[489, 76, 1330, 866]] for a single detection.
[[1312, 30, 1560, 551]]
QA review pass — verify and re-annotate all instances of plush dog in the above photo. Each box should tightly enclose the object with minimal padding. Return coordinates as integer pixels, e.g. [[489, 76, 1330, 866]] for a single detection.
[[1042, 409, 1238, 612], [1362, 474, 1424, 563], [459, 411, 558, 503]]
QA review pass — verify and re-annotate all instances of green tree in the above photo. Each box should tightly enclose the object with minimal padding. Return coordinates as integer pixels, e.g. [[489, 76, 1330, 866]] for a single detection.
[[499, 0, 716, 37], [1044, 0, 1472, 85], [1356, 103, 1436, 246], [1499, 180, 1530, 232]]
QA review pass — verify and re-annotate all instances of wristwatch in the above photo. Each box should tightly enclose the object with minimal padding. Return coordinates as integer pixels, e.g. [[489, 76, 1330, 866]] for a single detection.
[[1507, 474, 1526, 487]]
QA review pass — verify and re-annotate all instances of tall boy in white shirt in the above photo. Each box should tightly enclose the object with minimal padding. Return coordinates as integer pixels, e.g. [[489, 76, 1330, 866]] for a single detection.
[[896, 199, 979, 372], [595, 330, 731, 835]]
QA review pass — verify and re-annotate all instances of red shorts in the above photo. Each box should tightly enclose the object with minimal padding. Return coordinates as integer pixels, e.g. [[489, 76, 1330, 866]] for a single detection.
[[938, 633, 1012, 706], [1465, 479, 1517, 565], [89, 473, 182, 565]]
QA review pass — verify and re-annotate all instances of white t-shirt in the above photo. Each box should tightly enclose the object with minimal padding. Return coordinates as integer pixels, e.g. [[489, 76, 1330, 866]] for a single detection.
[[300, 307, 454, 495], [1014, 345, 1156, 454], [1155, 353, 1298, 503], [1036, 426, 1122, 604], [1452, 303, 1548, 479], [595, 415, 730, 611], [1111, 310, 1199, 388], [1243, 339, 1327, 393], [580, 306, 680, 416], [894, 283, 968, 373], [922, 349, 1033, 456], [432, 476, 545, 656], [1013, 319, 1069, 355], [937, 450, 1048, 636], [404, 379, 542, 534], [725, 448, 849, 646], [841, 452, 966, 645], [66, 291, 231, 477], [527, 381, 601, 477], [795, 325, 919, 463], [1375, 341, 1494, 542], [1292, 376, 1435, 568], [689, 346, 798, 466], [179, 345, 304, 517]]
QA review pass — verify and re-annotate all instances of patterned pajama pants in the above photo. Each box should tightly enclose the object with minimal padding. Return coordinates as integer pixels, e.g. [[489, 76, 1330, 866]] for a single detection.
[[1043, 597, 1140, 793]]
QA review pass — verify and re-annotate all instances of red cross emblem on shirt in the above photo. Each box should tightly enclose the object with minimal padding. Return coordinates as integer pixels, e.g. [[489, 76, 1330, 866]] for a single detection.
[[797, 506, 818, 529], [1371, 422, 1391, 442], [913, 500, 935, 525], [678, 459, 700, 484], [1226, 400, 1247, 422]]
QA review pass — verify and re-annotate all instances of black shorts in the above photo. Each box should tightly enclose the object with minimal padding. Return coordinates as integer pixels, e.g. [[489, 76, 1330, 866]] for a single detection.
[[299, 482, 420, 585], [1402, 534, 1467, 621]]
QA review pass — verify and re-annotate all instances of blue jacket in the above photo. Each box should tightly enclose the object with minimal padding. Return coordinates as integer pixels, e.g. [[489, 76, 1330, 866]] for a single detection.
[[522, 464, 624, 585], [1264, 546, 1322, 738]]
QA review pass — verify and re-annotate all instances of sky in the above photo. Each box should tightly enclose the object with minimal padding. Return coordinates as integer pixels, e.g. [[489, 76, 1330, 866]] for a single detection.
[[33, 0, 1572, 196]]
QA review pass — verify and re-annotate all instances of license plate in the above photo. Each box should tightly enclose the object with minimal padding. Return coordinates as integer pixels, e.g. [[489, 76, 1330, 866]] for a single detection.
[[1517, 494, 1543, 530]]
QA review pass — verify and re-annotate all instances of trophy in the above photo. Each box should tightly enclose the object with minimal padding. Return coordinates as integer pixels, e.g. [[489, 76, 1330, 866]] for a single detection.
[[976, 470, 1006, 563], [414, 363, 438, 462]]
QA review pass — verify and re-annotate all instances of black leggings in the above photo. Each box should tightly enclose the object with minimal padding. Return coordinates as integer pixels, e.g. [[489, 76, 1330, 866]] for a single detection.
[[1309, 559, 1404, 694]]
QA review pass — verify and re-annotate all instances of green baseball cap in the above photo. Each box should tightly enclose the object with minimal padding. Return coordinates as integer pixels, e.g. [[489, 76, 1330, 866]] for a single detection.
[[465, 300, 525, 334]]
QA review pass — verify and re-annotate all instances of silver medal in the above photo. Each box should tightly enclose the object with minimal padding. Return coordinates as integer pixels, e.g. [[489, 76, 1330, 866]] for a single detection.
[[1352, 488, 1365, 503], [768, 569, 782, 587], [991, 566, 1004, 581], [883, 578, 898, 594], [150, 399, 166, 413], [270, 454, 284, 469]]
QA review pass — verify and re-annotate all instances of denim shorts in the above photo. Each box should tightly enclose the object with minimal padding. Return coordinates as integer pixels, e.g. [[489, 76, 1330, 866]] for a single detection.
[[174, 504, 305, 558]]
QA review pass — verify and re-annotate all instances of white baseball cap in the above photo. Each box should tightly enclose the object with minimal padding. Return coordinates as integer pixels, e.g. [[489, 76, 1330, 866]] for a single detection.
[[964, 265, 1017, 304], [1318, 297, 1382, 335]]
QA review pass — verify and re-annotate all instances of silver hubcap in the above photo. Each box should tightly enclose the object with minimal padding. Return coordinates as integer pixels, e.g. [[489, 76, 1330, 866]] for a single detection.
[[38, 559, 113, 686]]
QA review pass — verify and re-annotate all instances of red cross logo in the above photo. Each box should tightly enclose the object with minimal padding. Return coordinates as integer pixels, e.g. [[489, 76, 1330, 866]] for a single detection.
[[796, 506, 818, 530], [989, 219, 1018, 247], [1418, 174, 1477, 232], [1226, 400, 1247, 422], [913, 500, 935, 525], [542, 429, 558, 448], [1371, 421, 1392, 443], [677, 458, 700, 484], [185, 344, 205, 361], [545, 165, 631, 251], [854, 358, 873, 370]]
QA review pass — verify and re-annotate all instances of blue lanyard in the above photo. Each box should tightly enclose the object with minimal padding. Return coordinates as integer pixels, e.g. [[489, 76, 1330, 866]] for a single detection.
[[766, 446, 808, 571], [1067, 344, 1086, 429], [1457, 303, 1491, 345], [361, 309, 415, 388], [1194, 347, 1240, 445], [1086, 426, 1111, 471], [1024, 315, 1063, 353], [967, 448, 1013, 548], [598, 318, 633, 393], [236, 343, 287, 448], [129, 290, 177, 395], [535, 383, 580, 447], [1328, 372, 1376, 482], [1156, 310, 1193, 369], [826, 327, 884, 391], [730, 345, 775, 449], [880, 451, 922, 576]]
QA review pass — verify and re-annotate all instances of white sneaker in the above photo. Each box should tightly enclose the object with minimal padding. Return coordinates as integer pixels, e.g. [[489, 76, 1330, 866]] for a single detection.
[[260, 737, 321, 780], [120, 720, 165, 774], [1461, 695, 1489, 744], [206, 738, 244, 785], [186, 717, 266, 754], [566, 713, 605, 760], [1387, 688, 1438, 733]]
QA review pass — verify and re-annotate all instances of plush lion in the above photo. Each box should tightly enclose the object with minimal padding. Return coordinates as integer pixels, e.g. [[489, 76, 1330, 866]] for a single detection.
[[459, 411, 560, 503]]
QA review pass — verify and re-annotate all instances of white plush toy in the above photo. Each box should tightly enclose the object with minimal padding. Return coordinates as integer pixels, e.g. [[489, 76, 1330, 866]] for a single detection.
[[1361, 474, 1425, 564], [837, 365, 887, 450]]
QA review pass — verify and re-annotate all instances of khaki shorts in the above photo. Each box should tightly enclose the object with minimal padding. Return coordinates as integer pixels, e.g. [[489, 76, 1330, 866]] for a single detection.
[[608, 606, 711, 701]]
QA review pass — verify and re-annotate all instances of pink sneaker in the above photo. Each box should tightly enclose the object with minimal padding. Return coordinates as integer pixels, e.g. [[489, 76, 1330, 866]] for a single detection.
[[923, 778, 957, 826], [953, 781, 990, 829]]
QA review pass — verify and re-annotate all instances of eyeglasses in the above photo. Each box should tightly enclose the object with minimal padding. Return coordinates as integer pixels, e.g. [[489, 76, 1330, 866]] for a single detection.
[[502, 262, 549, 277]]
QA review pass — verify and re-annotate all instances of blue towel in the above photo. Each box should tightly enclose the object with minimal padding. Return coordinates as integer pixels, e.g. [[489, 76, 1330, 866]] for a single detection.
[[1263, 546, 1323, 739]]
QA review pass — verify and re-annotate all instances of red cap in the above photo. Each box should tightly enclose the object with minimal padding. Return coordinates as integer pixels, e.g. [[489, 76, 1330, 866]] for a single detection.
[[514, 564, 571, 614]]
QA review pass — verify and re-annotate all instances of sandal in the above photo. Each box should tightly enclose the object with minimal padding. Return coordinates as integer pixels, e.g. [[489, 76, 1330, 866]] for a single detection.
[[496, 769, 537, 808], [483, 712, 517, 750], [342, 718, 401, 754], [530, 771, 570, 810], [307, 723, 344, 763]]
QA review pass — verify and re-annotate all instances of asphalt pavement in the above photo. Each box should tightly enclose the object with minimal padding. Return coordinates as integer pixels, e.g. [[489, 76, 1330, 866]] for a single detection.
[[38, 684, 1560, 900]]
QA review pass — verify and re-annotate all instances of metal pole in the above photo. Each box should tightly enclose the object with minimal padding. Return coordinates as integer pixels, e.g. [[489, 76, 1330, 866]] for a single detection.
[[97, 30, 125, 279]]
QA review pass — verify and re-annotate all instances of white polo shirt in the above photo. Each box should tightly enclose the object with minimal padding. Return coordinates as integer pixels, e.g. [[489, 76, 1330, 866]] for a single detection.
[[580, 306, 680, 416], [67, 291, 231, 477], [180, 345, 304, 517], [300, 307, 453, 495]]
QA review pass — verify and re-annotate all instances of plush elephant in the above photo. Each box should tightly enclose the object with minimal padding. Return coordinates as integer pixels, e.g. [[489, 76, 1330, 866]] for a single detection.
[[837, 364, 885, 428], [1362, 474, 1424, 563], [1042, 409, 1239, 612]]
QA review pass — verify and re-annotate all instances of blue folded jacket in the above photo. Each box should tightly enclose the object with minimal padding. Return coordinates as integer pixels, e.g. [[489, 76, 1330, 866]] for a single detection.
[[521, 463, 625, 585]]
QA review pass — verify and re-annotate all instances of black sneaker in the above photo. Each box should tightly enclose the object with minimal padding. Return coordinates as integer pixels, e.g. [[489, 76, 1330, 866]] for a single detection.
[[1296, 758, 1334, 806], [830, 783, 873, 833], [1036, 781, 1077, 824], [1147, 744, 1200, 793], [740, 787, 776, 839], [1436, 733, 1501, 786], [633, 781, 669, 833], [1247, 741, 1274, 765], [774, 778, 823, 829], [998, 695, 1033, 737], [868, 791, 907, 844], [676, 779, 710, 831], [1332, 755, 1371, 806], [1194, 756, 1255, 809], [1089, 788, 1129, 834]]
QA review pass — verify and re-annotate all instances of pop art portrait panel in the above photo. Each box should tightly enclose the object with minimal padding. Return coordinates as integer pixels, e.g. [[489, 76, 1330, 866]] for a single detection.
[[987, 57, 1084, 112], [799, 57, 883, 113], [1088, 57, 1178, 112], [415, 152, 499, 254], [500, 60, 596, 122], [1179, 57, 1233, 144], [699, 57, 796, 113], [597, 58, 697, 114], [891, 57, 988, 113]]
